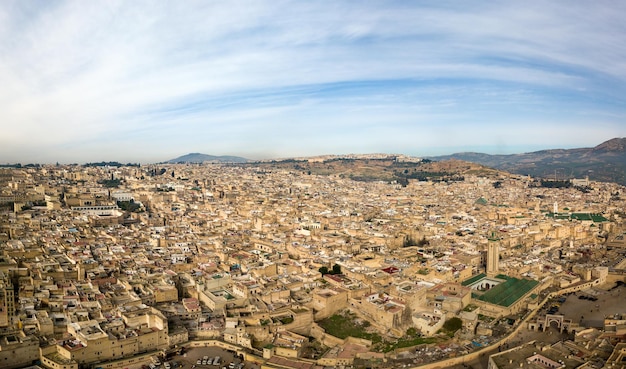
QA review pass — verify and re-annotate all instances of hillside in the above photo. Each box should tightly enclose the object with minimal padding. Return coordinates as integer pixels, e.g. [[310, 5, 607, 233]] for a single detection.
[[248, 157, 503, 185], [163, 138, 626, 186], [430, 138, 626, 186]]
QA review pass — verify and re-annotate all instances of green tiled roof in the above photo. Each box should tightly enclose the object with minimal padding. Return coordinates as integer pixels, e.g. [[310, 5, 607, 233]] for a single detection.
[[547, 212, 608, 222], [475, 198, 488, 205], [461, 273, 486, 286], [475, 276, 539, 307], [570, 213, 592, 221], [591, 214, 608, 222]]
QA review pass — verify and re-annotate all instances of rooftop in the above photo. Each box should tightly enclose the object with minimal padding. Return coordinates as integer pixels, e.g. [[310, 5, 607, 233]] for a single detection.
[[472, 274, 539, 307]]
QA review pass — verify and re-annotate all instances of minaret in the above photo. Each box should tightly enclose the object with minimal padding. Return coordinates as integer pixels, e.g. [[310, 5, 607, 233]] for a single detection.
[[487, 232, 500, 276]]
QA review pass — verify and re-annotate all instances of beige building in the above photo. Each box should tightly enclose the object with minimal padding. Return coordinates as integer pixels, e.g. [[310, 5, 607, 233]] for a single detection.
[[0, 331, 40, 369], [153, 285, 178, 303], [352, 292, 409, 329], [55, 307, 168, 366], [310, 287, 349, 320], [426, 283, 471, 314]]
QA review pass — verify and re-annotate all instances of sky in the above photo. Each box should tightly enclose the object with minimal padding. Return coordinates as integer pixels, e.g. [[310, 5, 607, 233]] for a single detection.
[[1, 1, 625, 164]]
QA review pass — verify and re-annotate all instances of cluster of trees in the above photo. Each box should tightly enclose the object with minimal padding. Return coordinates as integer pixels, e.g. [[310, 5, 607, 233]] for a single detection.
[[575, 185, 592, 193], [538, 179, 572, 188], [147, 168, 168, 176], [319, 264, 342, 276], [83, 161, 140, 167], [1, 163, 42, 168], [21, 200, 47, 211], [117, 200, 142, 212], [350, 174, 386, 182], [393, 171, 465, 186], [530, 180, 594, 193], [402, 235, 429, 247], [441, 317, 462, 335], [97, 179, 121, 188]]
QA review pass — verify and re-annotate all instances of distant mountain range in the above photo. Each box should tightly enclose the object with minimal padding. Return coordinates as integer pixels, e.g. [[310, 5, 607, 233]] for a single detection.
[[165, 138, 626, 186], [166, 153, 249, 163], [429, 138, 626, 186]]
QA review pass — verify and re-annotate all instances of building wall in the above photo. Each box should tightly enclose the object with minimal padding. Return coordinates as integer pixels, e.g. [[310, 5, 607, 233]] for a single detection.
[[259, 289, 290, 304], [169, 330, 188, 346], [0, 334, 40, 369], [352, 296, 404, 329], [56, 312, 168, 365], [154, 286, 178, 303], [274, 346, 300, 358], [278, 309, 313, 336], [41, 355, 78, 369], [310, 288, 348, 320]]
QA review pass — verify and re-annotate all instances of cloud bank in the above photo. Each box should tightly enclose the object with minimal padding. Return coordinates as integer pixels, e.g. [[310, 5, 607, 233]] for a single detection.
[[0, 1, 625, 163]]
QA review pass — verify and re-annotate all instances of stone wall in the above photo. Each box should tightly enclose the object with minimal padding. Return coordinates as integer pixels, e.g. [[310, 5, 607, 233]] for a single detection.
[[310, 323, 345, 348]]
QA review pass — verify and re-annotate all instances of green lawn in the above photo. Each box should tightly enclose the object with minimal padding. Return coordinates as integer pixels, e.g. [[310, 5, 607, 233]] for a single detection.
[[379, 335, 438, 352], [318, 312, 440, 352], [318, 312, 382, 343]]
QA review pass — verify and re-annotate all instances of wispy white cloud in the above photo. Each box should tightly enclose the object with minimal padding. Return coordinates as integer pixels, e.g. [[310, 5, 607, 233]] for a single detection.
[[0, 1, 624, 162]]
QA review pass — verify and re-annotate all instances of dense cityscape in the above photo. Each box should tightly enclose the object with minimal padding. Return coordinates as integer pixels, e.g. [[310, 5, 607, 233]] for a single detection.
[[1, 156, 625, 369], [2, 1, 626, 369]]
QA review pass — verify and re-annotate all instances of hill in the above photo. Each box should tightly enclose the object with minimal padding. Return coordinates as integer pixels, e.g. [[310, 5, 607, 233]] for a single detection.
[[247, 156, 503, 185], [166, 153, 249, 164], [430, 138, 626, 186]]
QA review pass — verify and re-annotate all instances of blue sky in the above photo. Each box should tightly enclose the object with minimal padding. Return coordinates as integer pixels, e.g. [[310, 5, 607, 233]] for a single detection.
[[1, 1, 625, 163]]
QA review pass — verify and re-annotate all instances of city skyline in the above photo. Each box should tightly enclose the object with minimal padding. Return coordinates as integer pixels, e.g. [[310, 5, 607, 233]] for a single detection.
[[1, 1, 625, 164]]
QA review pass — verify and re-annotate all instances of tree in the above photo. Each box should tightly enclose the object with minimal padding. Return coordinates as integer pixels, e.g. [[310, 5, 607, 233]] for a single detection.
[[403, 235, 418, 247], [397, 177, 409, 187], [320, 264, 342, 276], [443, 317, 462, 333]]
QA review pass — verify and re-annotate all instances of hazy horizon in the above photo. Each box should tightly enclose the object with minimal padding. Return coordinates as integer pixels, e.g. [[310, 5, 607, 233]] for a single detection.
[[1, 1, 625, 163], [3, 138, 624, 166]]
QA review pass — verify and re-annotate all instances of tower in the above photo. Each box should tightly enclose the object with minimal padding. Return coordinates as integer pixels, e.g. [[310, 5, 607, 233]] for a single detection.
[[486, 232, 500, 276]]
